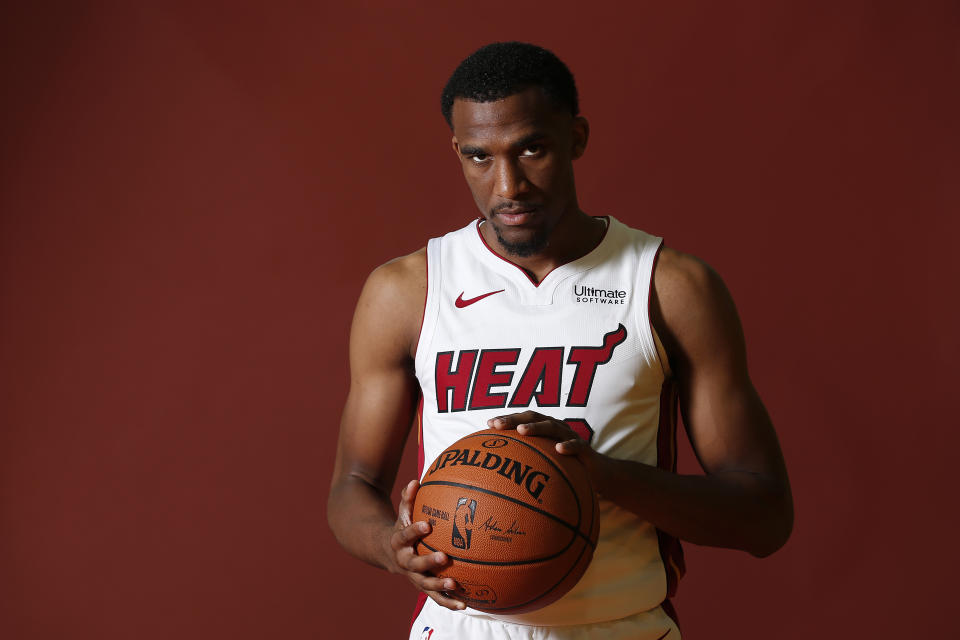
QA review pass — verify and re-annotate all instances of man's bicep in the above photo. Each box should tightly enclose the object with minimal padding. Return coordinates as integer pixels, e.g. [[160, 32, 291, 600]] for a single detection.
[[682, 358, 784, 479], [333, 257, 426, 494], [336, 366, 419, 494], [656, 251, 787, 480]]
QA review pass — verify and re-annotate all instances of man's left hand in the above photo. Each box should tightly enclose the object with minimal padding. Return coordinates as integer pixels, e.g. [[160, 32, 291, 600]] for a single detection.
[[486, 411, 607, 490]]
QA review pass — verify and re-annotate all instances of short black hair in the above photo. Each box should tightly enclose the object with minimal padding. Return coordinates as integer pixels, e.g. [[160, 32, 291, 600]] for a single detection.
[[440, 42, 579, 128]]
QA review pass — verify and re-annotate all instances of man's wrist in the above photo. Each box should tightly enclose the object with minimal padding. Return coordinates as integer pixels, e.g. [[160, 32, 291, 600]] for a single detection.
[[588, 450, 615, 498], [380, 521, 401, 574]]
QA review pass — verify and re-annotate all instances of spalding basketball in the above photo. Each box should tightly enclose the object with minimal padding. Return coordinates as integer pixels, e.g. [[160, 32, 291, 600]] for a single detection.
[[412, 428, 599, 614]]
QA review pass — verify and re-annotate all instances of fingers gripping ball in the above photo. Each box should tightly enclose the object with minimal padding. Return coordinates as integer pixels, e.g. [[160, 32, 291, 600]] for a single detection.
[[412, 428, 599, 614]]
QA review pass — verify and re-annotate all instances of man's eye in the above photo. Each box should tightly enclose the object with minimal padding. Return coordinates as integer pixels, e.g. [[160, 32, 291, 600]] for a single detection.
[[521, 145, 543, 157], [470, 154, 489, 164]]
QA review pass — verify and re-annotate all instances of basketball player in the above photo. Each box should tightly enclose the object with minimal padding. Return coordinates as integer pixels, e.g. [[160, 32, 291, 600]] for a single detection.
[[328, 42, 793, 639]]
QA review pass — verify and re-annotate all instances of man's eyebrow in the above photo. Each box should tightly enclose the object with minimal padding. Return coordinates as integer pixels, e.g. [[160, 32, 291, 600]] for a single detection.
[[459, 133, 548, 156], [458, 144, 486, 156], [512, 132, 548, 149]]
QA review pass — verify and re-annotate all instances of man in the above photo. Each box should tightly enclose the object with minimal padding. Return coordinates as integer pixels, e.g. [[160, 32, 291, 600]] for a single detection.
[[328, 42, 792, 639]]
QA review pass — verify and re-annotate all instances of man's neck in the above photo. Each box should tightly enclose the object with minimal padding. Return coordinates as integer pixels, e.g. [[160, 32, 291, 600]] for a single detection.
[[481, 210, 606, 284]]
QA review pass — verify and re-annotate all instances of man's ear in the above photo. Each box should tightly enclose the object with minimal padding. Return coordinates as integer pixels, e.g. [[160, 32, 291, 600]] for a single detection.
[[451, 136, 460, 158], [572, 116, 589, 159]]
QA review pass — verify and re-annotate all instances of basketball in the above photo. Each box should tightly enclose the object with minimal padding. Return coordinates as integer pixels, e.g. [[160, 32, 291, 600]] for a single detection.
[[412, 428, 599, 614]]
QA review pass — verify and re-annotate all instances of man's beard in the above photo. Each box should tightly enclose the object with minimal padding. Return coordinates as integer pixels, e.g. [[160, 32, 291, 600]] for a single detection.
[[491, 221, 551, 258]]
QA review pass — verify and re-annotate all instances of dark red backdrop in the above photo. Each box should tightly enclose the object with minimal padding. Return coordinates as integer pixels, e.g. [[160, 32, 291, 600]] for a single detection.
[[2, 2, 957, 638]]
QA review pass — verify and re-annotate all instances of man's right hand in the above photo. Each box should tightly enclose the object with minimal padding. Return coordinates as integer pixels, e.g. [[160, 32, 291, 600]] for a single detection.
[[388, 479, 466, 611]]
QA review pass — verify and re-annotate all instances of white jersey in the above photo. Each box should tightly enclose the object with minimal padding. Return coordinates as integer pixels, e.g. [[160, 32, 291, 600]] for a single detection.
[[413, 216, 684, 627]]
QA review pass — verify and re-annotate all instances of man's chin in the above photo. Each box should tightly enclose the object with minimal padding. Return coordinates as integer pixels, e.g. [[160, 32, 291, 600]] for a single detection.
[[491, 223, 549, 258]]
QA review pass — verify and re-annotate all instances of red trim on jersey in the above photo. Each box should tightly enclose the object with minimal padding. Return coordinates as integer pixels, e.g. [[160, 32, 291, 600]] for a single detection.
[[474, 216, 610, 287], [648, 241, 668, 376], [416, 396, 425, 477], [411, 397, 428, 630], [410, 244, 430, 632], [655, 379, 678, 472], [412, 246, 429, 360], [649, 241, 664, 302], [655, 379, 686, 598], [652, 239, 686, 599], [410, 592, 428, 631], [662, 598, 681, 631], [414, 247, 427, 472]]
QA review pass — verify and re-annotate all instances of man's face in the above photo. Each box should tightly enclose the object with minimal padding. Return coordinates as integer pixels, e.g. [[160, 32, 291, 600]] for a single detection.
[[450, 87, 587, 257]]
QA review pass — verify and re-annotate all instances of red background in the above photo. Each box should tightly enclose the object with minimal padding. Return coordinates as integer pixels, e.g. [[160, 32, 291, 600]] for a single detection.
[[2, 2, 957, 637]]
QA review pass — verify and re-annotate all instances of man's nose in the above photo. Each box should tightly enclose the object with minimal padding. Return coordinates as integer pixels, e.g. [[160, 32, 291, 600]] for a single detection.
[[493, 159, 528, 200]]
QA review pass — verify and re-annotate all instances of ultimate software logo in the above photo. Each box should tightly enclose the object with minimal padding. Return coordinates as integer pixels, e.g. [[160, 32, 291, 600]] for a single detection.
[[573, 284, 628, 304]]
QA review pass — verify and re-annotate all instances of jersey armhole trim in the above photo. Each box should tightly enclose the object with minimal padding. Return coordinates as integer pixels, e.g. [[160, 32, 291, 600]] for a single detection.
[[414, 239, 441, 371], [649, 243, 671, 379], [636, 237, 668, 378]]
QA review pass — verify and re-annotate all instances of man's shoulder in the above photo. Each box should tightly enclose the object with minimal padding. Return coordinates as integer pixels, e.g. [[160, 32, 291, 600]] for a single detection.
[[354, 248, 428, 361], [366, 215, 476, 284], [652, 246, 742, 360], [369, 248, 427, 288], [362, 248, 427, 314], [654, 247, 718, 297]]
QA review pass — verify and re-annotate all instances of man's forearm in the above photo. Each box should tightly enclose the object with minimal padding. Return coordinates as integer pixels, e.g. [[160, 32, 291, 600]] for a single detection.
[[327, 475, 399, 572], [594, 456, 793, 557]]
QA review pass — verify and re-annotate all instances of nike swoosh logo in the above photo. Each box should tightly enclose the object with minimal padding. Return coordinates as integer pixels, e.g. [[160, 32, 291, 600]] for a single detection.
[[455, 289, 505, 308]]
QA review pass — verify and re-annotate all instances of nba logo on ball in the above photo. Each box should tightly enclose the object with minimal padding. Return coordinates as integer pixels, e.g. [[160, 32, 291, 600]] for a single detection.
[[413, 428, 599, 614], [452, 497, 477, 549]]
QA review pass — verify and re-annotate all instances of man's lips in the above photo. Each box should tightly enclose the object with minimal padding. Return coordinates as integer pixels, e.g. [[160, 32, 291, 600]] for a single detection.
[[493, 205, 539, 226]]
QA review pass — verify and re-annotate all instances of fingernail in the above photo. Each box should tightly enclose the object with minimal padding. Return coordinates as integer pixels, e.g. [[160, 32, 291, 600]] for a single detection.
[[434, 552, 445, 562], [456, 603, 465, 610], [419, 522, 429, 532]]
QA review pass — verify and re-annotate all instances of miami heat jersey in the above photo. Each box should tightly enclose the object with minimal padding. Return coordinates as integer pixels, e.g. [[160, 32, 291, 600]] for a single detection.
[[413, 216, 685, 626]]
